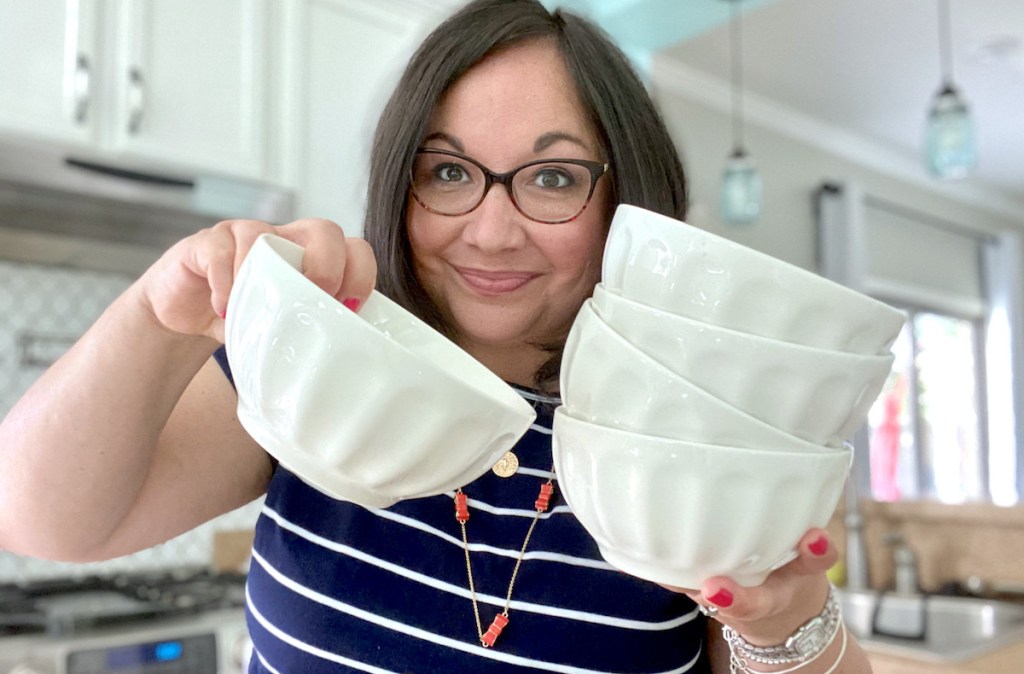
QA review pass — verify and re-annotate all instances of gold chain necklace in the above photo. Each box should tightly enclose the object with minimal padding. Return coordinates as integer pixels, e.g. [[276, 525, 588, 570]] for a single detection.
[[454, 469, 555, 648]]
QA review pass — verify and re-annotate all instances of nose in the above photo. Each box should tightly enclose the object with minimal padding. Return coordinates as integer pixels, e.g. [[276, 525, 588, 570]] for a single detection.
[[460, 182, 528, 251]]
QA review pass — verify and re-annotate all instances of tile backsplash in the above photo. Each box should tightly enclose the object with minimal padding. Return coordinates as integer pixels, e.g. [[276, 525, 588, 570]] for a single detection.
[[0, 258, 261, 582]]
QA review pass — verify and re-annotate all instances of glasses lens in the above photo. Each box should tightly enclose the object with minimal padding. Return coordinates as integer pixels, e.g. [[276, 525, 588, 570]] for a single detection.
[[411, 152, 485, 216], [512, 162, 594, 222]]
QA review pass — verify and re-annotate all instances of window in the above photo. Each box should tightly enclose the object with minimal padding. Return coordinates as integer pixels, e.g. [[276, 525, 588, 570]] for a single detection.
[[867, 308, 985, 502], [817, 183, 1024, 505]]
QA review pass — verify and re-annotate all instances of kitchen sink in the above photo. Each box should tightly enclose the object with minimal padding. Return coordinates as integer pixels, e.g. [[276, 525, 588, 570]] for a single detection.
[[836, 588, 1024, 662]]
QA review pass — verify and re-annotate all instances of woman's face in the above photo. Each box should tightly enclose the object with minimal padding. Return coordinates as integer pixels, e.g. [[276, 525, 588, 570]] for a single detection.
[[407, 39, 610, 385]]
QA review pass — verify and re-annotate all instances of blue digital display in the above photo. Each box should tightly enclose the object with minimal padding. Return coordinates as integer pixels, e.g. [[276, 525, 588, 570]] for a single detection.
[[154, 641, 184, 661], [106, 640, 183, 668]]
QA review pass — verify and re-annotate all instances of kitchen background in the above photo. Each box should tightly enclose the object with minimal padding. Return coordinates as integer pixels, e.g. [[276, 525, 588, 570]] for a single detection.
[[1, 0, 1023, 671]]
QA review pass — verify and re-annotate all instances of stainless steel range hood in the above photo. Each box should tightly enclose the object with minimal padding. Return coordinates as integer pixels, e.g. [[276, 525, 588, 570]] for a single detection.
[[0, 138, 294, 275]]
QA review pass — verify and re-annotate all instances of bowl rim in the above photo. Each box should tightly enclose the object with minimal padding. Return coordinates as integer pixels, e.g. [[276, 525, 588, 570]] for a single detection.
[[591, 283, 894, 366], [562, 301, 837, 452], [553, 406, 851, 459]]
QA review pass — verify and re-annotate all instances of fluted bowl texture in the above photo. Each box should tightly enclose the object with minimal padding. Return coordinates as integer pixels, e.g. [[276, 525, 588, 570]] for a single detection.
[[551, 408, 852, 588], [225, 233, 536, 508], [590, 284, 894, 447], [560, 300, 840, 453], [601, 204, 906, 355]]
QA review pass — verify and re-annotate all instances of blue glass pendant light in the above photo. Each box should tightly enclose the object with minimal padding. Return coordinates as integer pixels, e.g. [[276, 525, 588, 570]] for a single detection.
[[926, 0, 976, 179], [720, 0, 761, 225], [721, 148, 762, 224]]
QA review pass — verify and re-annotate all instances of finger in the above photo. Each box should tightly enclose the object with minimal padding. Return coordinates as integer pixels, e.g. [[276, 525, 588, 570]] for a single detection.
[[210, 220, 276, 318], [784, 528, 838, 577], [186, 227, 239, 321], [224, 219, 278, 277], [699, 577, 769, 622], [699, 571, 830, 642], [276, 218, 351, 298], [333, 238, 378, 310]]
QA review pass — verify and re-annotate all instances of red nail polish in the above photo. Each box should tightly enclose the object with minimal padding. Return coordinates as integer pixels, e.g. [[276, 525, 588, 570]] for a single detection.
[[342, 297, 361, 312], [219, 309, 227, 320], [708, 589, 733, 608], [809, 536, 829, 556]]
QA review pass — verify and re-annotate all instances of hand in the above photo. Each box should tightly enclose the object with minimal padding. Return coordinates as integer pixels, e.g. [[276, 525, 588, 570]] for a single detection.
[[136, 217, 377, 342], [664, 528, 837, 645]]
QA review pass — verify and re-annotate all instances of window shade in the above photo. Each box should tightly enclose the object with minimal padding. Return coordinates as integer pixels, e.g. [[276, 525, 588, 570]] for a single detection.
[[860, 199, 986, 318]]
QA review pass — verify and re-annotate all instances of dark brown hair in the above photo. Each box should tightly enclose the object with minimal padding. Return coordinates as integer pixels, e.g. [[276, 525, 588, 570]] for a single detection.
[[363, 0, 687, 391]]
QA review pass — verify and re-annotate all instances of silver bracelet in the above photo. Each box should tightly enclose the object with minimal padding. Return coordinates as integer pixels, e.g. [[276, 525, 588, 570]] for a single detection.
[[722, 585, 841, 666]]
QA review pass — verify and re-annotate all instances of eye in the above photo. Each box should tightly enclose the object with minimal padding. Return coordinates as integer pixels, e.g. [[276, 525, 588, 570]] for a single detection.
[[434, 163, 470, 183], [531, 167, 574, 189]]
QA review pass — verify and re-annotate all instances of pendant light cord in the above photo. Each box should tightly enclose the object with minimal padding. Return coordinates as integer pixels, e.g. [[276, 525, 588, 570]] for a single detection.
[[938, 0, 954, 86], [729, 0, 745, 154]]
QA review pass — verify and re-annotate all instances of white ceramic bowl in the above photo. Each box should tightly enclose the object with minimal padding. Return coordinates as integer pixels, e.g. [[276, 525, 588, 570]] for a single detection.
[[561, 300, 840, 452], [591, 284, 894, 447], [552, 408, 852, 588], [224, 234, 536, 508], [602, 205, 906, 355]]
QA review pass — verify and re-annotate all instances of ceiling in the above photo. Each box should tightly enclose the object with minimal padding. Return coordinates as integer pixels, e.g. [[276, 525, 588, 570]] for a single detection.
[[551, 0, 1024, 214]]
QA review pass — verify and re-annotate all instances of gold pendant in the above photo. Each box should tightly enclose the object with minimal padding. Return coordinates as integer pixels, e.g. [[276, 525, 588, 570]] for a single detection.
[[491, 451, 519, 478]]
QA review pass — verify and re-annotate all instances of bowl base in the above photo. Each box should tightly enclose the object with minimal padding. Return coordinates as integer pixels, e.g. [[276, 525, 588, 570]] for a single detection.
[[596, 546, 798, 590]]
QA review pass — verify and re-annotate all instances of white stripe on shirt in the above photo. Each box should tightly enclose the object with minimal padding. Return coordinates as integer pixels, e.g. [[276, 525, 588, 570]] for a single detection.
[[249, 551, 702, 674], [261, 505, 698, 630]]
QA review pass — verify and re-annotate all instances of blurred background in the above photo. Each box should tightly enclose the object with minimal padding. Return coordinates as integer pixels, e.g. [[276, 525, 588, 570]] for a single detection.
[[0, 0, 1022, 671]]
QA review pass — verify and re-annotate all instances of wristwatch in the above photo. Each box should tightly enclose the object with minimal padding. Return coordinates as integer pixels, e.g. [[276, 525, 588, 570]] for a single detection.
[[722, 585, 841, 665]]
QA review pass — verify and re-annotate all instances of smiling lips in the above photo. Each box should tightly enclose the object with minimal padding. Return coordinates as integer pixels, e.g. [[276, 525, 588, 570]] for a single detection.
[[456, 267, 539, 295]]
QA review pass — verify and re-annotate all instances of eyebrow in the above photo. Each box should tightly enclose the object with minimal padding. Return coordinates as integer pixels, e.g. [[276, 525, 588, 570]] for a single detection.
[[421, 131, 593, 155], [422, 132, 464, 152], [534, 131, 591, 154]]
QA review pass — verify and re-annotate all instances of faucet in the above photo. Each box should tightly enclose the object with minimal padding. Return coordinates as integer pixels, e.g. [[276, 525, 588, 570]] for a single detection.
[[884, 532, 920, 595], [843, 476, 870, 591]]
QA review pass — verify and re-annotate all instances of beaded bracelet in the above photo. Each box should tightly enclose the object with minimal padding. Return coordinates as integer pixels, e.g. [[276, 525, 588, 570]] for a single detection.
[[722, 585, 841, 667], [738, 624, 847, 674]]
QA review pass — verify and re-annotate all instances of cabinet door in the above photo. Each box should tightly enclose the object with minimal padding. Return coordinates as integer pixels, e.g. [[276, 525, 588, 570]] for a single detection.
[[282, 0, 453, 233], [107, 0, 269, 177], [0, 0, 101, 144]]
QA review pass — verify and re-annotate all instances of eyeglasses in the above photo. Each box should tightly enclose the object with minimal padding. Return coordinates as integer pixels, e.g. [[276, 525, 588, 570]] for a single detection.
[[410, 148, 609, 224]]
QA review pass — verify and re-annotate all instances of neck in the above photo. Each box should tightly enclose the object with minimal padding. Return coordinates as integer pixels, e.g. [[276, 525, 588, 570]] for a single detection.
[[460, 339, 550, 390]]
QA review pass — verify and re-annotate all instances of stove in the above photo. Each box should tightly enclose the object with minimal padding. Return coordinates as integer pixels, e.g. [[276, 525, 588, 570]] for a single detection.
[[0, 568, 250, 674]]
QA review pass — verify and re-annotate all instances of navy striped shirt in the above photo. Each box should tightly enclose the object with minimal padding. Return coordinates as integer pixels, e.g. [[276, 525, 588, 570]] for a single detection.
[[215, 349, 709, 673]]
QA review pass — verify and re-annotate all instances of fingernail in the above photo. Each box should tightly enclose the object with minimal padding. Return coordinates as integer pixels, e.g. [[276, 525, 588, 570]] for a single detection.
[[708, 589, 733, 608], [219, 309, 227, 320], [342, 297, 361, 312], [809, 536, 829, 556]]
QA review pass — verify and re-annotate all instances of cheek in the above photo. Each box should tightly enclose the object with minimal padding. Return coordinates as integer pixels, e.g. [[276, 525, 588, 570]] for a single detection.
[[569, 219, 608, 279], [407, 209, 443, 265]]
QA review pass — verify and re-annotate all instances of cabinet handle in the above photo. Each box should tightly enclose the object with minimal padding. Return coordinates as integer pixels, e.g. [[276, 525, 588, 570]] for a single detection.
[[73, 54, 90, 124], [127, 67, 145, 134]]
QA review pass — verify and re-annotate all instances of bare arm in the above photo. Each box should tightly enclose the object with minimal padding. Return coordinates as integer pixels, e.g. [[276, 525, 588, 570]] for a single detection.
[[0, 280, 270, 560], [0, 218, 375, 561]]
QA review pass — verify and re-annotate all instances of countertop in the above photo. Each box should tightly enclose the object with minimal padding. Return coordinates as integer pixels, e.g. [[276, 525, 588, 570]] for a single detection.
[[865, 637, 1024, 674]]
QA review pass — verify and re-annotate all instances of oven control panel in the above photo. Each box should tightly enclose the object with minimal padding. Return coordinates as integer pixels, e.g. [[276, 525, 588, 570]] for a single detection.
[[0, 608, 249, 674], [66, 634, 217, 674]]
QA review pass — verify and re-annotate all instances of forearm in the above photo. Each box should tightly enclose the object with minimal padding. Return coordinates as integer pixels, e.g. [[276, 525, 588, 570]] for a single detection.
[[0, 283, 218, 559]]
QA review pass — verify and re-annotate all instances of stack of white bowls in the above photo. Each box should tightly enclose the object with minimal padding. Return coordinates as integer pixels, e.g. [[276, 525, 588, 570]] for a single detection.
[[554, 205, 906, 589]]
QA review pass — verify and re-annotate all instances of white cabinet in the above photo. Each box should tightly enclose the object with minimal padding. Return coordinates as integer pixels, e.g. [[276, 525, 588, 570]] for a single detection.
[[0, 0, 100, 145], [278, 0, 463, 234], [0, 0, 271, 179]]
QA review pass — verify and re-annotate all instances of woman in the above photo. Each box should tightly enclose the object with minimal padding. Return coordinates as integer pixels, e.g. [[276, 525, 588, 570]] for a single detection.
[[0, 1, 870, 672]]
